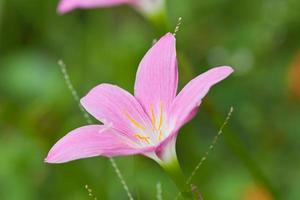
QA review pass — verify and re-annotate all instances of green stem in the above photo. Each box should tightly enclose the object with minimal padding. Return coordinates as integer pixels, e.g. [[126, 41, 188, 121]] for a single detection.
[[160, 159, 193, 200]]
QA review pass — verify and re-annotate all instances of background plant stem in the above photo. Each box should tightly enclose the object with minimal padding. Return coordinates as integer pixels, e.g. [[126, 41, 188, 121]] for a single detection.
[[203, 101, 280, 198]]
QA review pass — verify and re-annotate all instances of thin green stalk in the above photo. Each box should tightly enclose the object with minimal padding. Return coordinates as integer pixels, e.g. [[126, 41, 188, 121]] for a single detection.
[[156, 182, 162, 200], [59, 60, 134, 200], [203, 101, 279, 197], [160, 159, 193, 200], [186, 107, 234, 184]]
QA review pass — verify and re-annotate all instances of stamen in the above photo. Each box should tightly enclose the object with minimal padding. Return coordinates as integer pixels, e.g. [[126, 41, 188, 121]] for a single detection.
[[150, 105, 156, 128], [158, 103, 163, 130], [124, 112, 146, 130], [134, 134, 150, 144]]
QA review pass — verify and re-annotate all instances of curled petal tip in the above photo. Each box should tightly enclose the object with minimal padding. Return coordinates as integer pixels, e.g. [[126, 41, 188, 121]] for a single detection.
[[165, 32, 174, 37], [223, 65, 234, 73], [79, 96, 86, 107], [214, 66, 234, 77], [44, 153, 54, 163], [57, 5, 69, 14], [163, 32, 176, 42], [44, 156, 51, 163], [57, 1, 74, 14], [223, 65, 234, 71], [44, 149, 63, 164], [44, 153, 65, 164]]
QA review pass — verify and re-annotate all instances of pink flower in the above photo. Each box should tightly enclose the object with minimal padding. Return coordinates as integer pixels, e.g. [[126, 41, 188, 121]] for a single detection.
[[58, 0, 165, 16], [45, 33, 233, 166]]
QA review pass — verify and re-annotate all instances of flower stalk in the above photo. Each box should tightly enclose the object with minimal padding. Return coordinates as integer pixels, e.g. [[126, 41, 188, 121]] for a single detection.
[[160, 158, 193, 199], [149, 138, 194, 199]]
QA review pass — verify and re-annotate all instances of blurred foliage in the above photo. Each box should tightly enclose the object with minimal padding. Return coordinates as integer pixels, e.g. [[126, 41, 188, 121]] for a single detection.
[[1, 0, 300, 199]]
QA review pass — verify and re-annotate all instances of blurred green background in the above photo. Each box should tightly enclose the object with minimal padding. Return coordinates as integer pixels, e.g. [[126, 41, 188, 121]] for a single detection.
[[1, 0, 300, 199]]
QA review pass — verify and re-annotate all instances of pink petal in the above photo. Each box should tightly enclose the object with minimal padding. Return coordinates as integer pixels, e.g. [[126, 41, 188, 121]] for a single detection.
[[80, 84, 151, 139], [134, 33, 178, 116], [171, 66, 234, 131], [58, 0, 135, 14], [45, 125, 144, 163]]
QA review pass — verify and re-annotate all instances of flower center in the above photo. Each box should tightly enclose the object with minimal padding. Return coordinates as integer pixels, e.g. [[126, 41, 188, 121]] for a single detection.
[[124, 103, 167, 146]]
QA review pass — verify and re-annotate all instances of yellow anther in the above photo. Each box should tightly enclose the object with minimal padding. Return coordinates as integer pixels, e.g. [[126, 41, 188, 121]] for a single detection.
[[124, 112, 146, 130], [134, 134, 150, 144], [158, 103, 163, 130], [150, 105, 156, 128]]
